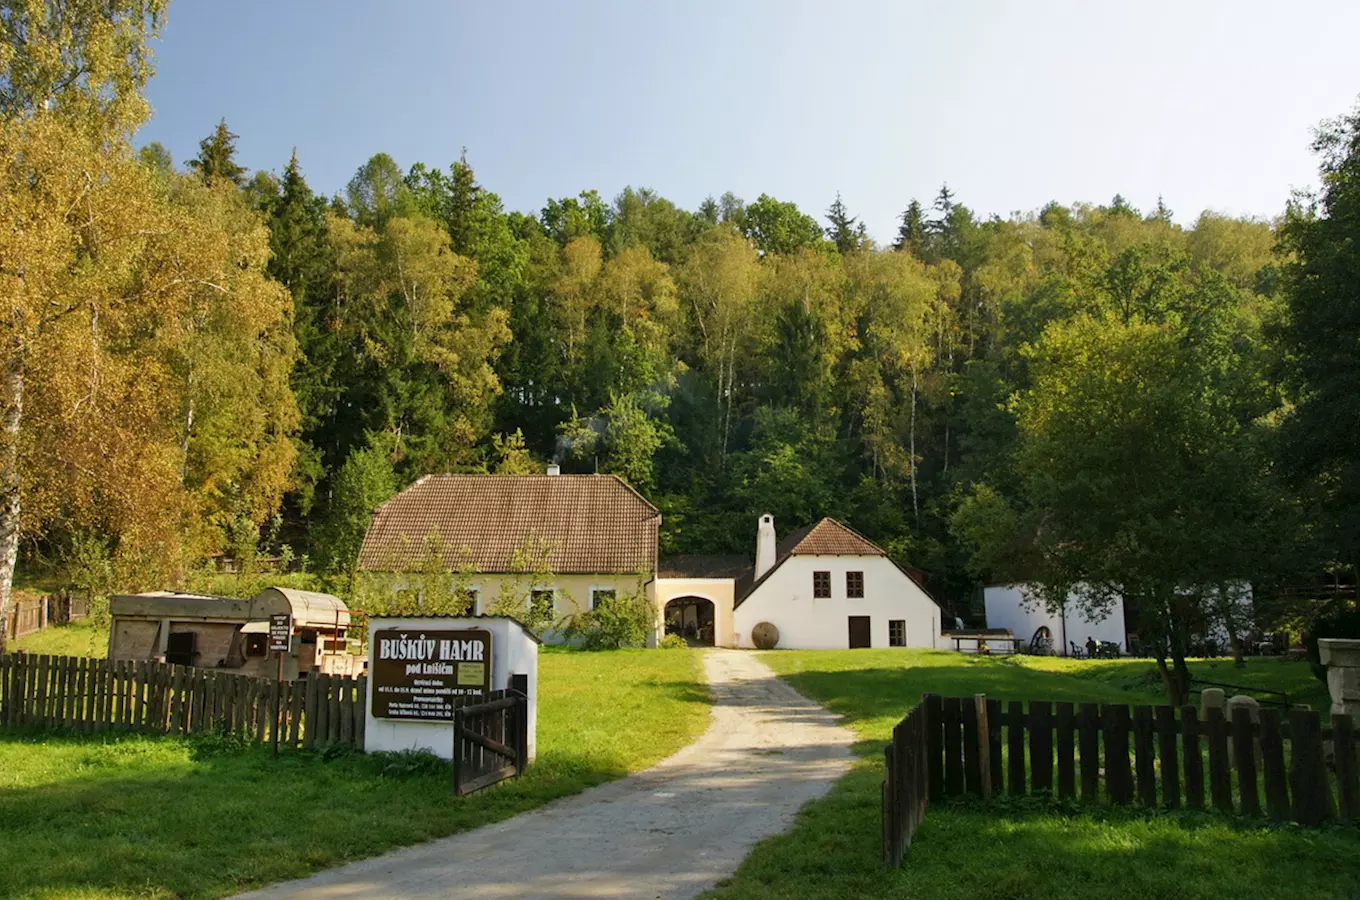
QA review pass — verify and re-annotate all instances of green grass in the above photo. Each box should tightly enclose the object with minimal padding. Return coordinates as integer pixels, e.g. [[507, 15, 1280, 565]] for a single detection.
[[703, 649, 1360, 900], [0, 646, 709, 899], [12, 618, 108, 658]]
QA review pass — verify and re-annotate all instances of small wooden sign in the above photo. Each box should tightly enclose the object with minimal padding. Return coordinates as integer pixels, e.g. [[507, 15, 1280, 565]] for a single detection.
[[268, 614, 292, 653], [370, 628, 492, 721]]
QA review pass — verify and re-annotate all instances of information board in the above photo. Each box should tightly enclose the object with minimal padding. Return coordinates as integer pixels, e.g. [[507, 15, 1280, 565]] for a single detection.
[[370, 628, 492, 721], [268, 614, 291, 653]]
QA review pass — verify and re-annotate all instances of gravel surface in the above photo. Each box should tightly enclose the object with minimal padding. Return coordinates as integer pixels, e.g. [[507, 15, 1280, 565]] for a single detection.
[[238, 650, 856, 900]]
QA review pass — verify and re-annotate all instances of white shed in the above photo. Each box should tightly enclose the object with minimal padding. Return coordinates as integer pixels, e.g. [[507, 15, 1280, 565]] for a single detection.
[[983, 584, 1128, 655], [732, 516, 941, 650]]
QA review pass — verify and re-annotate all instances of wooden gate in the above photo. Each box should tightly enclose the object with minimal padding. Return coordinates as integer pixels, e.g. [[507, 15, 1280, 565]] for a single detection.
[[882, 698, 930, 866], [451, 688, 528, 796]]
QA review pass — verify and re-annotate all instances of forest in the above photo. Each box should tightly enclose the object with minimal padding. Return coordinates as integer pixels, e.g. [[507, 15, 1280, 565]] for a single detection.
[[3, 2, 1359, 678]]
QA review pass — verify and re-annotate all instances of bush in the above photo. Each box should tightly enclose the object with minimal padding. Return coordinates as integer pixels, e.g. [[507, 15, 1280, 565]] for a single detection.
[[562, 589, 656, 650], [658, 633, 688, 650]]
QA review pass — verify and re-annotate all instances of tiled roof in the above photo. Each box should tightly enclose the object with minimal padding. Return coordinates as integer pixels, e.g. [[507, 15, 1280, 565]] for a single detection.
[[358, 474, 659, 575], [784, 518, 888, 557], [658, 554, 752, 579]]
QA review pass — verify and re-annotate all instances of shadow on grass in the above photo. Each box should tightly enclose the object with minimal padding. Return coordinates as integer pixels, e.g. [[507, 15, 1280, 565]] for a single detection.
[[704, 762, 1360, 900], [0, 729, 641, 899]]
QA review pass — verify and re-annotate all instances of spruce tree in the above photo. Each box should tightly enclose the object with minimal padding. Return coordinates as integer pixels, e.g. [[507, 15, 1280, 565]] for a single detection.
[[893, 199, 926, 254], [187, 119, 246, 186], [825, 192, 860, 254]]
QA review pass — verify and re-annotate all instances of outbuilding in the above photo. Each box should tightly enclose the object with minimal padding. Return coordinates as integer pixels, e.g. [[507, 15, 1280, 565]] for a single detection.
[[108, 587, 362, 678]]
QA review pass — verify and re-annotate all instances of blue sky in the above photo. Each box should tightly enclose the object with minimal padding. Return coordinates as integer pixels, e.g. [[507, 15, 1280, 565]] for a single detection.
[[138, 1, 1360, 242]]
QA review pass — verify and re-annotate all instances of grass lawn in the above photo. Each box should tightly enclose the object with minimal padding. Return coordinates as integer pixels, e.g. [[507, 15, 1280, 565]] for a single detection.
[[11, 618, 108, 658], [703, 649, 1360, 900], [0, 646, 709, 899]]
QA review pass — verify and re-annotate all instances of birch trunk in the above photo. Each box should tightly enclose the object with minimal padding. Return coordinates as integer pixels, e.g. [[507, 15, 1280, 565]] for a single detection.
[[0, 338, 24, 655]]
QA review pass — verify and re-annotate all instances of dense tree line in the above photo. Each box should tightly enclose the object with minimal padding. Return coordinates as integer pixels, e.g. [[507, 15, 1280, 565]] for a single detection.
[[3, 3, 1359, 692]]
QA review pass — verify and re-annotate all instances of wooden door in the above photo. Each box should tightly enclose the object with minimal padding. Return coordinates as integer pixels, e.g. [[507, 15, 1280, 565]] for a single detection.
[[848, 616, 872, 649]]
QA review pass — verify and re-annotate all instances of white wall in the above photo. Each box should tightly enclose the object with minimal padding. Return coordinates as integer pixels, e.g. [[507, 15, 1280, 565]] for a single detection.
[[983, 585, 1127, 654], [733, 556, 940, 650], [364, 616, 539, 761]]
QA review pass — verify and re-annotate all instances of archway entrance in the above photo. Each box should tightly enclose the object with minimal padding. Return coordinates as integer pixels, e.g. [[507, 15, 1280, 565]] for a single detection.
[[664, 596, 715, 646]]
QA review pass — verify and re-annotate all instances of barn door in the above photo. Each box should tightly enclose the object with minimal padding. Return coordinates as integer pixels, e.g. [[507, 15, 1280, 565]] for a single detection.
[[848, 616, 872, 649]]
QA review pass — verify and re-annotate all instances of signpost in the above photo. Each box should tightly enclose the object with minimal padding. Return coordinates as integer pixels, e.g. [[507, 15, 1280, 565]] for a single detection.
[[269, 614, 291, 756], [370, 628, 492, 721]]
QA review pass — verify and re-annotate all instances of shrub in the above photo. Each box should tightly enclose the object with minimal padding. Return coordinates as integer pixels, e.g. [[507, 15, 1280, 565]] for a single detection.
[[658, 633, 688, 650], [563, 589, 656, 650]]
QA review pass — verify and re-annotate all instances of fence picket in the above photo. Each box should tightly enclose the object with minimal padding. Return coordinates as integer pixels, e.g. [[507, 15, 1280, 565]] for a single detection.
[[1155, 705, 1179, 808], [1103, 704, 1132, 804], [942, 696, 963, 796], [1133, 705, 1156, 808], [1030, 701, 1053, 792], [1007, 700, 1026, 795], [1055, 701, 1075, 800], [962, 694, 982, 796], [925, 694, 943, 801], [1233, 706, 1261, 817], [1333, 714, 1358, 824], [1181, 705, 1204, 810], [339, 679, 355, 746], [1289, 708, 1333, 826], [303, 674, 319, 750], [328, 675, 342, 746], [1259, 707, 1289, 819], [1205, 705, 1232, 813], [985, 697, 1002, 791]]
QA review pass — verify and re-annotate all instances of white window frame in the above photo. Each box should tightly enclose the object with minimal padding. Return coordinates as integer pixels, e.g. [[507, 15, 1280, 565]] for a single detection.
[[461, 585, 482, 615], [528, 586, 556, 619], [589, 586, 617, 610]]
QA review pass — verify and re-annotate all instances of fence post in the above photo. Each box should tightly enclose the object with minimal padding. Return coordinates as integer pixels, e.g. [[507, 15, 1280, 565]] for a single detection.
[[974, 694, 991, 799], [451, 705, 464, 796], [1289, 707, 1334, 826]]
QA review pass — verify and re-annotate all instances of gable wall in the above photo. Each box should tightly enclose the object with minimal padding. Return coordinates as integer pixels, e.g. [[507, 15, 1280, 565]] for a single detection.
[[733, 555, 940, 650]]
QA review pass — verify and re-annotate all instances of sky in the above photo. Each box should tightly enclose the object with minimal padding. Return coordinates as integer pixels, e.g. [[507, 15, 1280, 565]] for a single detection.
[[137, 1, 1360, 243]]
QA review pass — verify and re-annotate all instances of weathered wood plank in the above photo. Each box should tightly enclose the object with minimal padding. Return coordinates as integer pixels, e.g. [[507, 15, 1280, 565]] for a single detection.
[[1133, 705, 1156, 808], [943, 696, 963, 796], [1155, 705, 1179, 809], [962, 694, 982, 796], [1204, 705, 1232, 813], [1333, 714, 1358, 825], [303, 674, 319, 750], [1029, 700, 1052, 793], [1233, 706, 1261, 817], [1055, 701, 1075, 800], [1008, 700, 1026, 795], [354, 676, 367, 749], [1259, 708, 1289, 819], [1181, 705, 1204, 810], [1103, 704, 1132, 805], [1289, 707, 1333, 826], [924, 694, 943, 802]]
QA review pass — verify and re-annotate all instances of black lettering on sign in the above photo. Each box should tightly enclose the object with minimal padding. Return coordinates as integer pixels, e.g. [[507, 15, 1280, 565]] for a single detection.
[[370, 628, 493, 721]]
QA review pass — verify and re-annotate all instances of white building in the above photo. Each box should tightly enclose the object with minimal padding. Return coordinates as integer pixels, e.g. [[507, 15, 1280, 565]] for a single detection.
[[731, 516, 941, 650], [983, 584, 1128, 656]]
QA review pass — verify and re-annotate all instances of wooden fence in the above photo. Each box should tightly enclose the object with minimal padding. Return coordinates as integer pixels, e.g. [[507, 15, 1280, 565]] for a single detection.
[[4, 597, 46, 641], [881, 697, 931, 866], [884, 692, 1359, 866], [451, 686, 528, 796], [0, 652, 366, 749]]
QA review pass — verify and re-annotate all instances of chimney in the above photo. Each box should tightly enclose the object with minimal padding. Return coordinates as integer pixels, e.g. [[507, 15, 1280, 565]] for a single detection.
[[546, 463, 561, 476], [755, 514, 776, 580]]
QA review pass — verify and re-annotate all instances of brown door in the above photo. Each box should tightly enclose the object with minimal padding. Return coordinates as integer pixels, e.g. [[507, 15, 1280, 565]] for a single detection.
[[848, 616, 872, 649]]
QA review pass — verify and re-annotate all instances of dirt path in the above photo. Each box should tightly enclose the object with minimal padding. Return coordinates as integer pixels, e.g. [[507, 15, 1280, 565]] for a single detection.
[[238, 650, 855, 900]]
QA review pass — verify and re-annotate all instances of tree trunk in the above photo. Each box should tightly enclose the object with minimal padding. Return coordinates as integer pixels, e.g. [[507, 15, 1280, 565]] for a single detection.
[[909, 366, 919, 529], [0, 340, 24, 655]]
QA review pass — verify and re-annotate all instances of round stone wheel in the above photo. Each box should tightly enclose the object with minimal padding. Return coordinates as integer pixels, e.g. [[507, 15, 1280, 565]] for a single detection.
[[751, 621, 780, 650]]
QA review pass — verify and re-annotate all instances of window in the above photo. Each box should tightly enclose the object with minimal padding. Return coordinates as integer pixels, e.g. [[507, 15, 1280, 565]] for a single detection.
[[846, 571, 864, 598], [244, 633, 268, 657], [591, 588, 616, 610], [458, 586, 481, 614], [813, 571, 831, 598], [530, 588, 555, 619], [889, 620, 906, 647]]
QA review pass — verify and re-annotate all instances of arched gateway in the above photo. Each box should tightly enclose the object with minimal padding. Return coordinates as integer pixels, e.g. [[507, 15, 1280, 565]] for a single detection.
[[664, 596, 717, 646]]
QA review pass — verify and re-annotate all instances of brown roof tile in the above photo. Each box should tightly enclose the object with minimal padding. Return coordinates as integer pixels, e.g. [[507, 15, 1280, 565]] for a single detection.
[[785, 518, 888, 557], [358, 474, 659, 575]]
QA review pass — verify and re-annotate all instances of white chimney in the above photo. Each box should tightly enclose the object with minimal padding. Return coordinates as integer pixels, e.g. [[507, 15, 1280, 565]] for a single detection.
[[546, 463, 561, 476], [755, 514, 776, 580]]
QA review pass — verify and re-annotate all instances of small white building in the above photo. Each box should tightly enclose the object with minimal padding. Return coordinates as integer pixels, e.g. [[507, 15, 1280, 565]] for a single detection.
[[983, 584, 1128, 656], [732, 516, 941, 650]]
